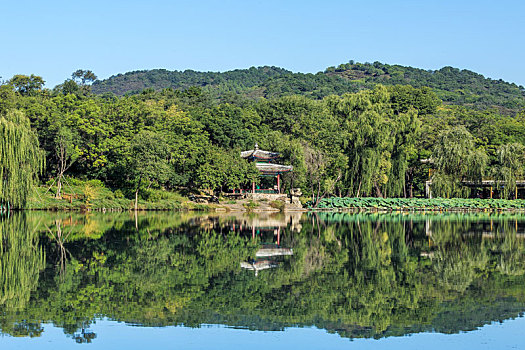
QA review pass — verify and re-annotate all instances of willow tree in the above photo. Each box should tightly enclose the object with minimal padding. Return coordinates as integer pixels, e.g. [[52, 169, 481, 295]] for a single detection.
[[326, 86, 418, 197], [0, 110, 44, 209], [494, 143, 525, 199], [431, 126, 487, 198], [383, 108, 420, 198]]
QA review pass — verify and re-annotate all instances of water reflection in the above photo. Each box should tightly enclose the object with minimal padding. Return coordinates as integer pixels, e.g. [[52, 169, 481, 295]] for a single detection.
[[0, 211, 524, 343]]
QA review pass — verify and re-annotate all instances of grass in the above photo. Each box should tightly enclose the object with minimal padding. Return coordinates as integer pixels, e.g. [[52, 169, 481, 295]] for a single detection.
[[26, 178, 210, 211]]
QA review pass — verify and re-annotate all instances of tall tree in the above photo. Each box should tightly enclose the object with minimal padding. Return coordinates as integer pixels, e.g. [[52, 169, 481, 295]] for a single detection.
[[0, 110, 44, 208], [8, 75, 45, 96], [128, 131, 171, 210], [53, 126, 81, 198], [494, 143, 525, 199], [432, 126, 487, 198], [71, 70, 97, 86], [327, 86, 397, 197]]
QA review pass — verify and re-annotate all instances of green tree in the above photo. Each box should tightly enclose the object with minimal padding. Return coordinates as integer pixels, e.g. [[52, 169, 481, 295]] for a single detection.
[[72, 70, 97, 86], [8, 75, 45, 96], [53, 126, 81, 198], [326, 86, 399, 197], [0, 110, 44, 208], [0, 85, 16, 115], [494, 143, 525, 198], [128, 131, 171, 210], [432, 126, 487, 197]]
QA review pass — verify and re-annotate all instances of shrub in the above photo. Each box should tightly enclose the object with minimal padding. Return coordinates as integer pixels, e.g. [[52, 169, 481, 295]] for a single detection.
[[243, 200, 259, 211], [270, 200, 285, 211]]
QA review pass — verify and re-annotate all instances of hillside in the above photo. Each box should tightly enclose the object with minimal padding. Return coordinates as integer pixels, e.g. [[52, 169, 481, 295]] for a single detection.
[[91, 66, 290, 96], [327, 61, 525, 111], [91, 61, 525, 111]]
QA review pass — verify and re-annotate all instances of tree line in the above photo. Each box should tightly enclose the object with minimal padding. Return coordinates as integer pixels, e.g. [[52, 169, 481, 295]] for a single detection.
[[1, 71, 525, 208]]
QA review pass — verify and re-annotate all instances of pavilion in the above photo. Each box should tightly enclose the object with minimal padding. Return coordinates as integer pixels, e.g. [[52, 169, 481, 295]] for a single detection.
[[240, 143, 293, 194]]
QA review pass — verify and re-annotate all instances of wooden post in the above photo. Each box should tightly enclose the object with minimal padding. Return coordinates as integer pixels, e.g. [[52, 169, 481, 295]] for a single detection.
[[277, 226, 281, 246], [277, 174, 280, 194], [490, 186, 493, 199], [252, 181, 255, 194]]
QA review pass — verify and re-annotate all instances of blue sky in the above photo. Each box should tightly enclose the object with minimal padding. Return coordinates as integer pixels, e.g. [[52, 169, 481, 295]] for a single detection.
[[1, 0, 524, 88]]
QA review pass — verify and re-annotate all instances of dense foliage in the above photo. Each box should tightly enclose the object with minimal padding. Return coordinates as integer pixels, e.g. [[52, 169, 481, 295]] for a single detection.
[[2, 64, 525, 207], [0, 107, 44, 208]]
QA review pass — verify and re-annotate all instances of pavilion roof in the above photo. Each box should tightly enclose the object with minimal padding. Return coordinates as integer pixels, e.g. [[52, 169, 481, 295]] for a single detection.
[[240, 149, 280, 160]]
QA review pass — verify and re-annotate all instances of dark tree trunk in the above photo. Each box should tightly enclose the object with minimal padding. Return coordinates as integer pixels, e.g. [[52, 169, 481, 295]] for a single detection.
[[374, 181, 383, 198]]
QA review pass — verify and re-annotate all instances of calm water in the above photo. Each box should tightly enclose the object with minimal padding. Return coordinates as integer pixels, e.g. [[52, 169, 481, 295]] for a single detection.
[[0, 211, 524, 349]]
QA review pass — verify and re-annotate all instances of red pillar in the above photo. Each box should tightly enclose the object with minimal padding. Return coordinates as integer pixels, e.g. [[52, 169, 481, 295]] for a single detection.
[[252, 181, 255, 194], [277, 174, 280, 194], [277, 226, 281, 246]]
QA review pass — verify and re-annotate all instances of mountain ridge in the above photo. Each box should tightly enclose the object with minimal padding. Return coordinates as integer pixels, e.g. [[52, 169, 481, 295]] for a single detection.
[[91, 61, 525, 112]]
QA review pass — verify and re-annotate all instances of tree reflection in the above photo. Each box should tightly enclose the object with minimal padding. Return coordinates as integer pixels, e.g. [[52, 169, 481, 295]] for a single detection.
[[0, 213, 45, 309], [0, 212, 524, 341]]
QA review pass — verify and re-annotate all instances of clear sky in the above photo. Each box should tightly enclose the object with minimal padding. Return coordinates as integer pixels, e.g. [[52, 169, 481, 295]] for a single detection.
[[1, 0, 524, 88]]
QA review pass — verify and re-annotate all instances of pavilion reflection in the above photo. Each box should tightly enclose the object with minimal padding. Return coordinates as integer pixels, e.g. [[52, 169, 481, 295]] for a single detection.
[[220, 213, 299, 276], [187, 212, 299, 275]]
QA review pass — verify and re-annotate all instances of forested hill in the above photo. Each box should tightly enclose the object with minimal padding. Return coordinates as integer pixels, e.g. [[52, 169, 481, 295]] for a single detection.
[[326, 62, 525, 111], [91, 61, 525, 111], [91, 66, 291, 96]]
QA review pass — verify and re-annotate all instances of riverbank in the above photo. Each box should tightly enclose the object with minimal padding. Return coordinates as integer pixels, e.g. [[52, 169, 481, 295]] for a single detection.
[[23, 181, 307, 212], [25, 183, 525, 212], [25, 185, 211, 211], [25, 191, 304, 213]]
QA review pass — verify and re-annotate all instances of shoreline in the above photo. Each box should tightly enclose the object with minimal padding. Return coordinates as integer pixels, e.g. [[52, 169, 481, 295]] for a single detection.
[[18, 191, 525, 213], [15, 205, 525, 213]]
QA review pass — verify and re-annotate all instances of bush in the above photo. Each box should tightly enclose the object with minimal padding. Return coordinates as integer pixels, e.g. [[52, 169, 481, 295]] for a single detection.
[[270, 200, 285, 211], [86, 179, 104, 187], [243, 200, 259, 211]]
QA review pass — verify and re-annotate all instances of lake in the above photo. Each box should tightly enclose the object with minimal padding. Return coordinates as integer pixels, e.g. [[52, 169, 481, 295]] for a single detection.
[[0, 211, 524, 349]]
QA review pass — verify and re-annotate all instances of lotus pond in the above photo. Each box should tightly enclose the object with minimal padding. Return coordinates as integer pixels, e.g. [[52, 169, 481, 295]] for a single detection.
[[311, 197, 525, 210]]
